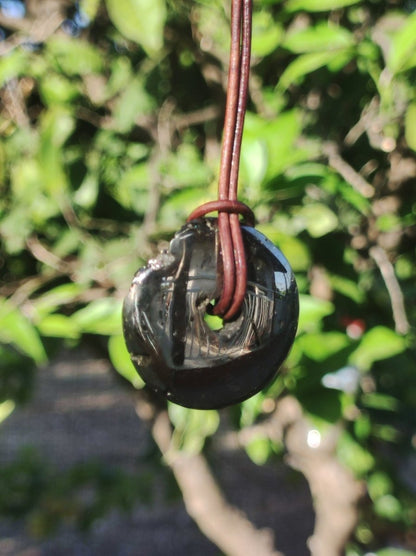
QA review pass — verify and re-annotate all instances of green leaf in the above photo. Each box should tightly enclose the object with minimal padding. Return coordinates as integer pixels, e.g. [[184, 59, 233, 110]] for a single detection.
[[161, 144, 211, 190], [327, 51, 355, 73], [329, 275, 365, 304], [0, 210, 33, 255], [108, 335, 144, 389], [283, 23, 354, 53], [300, 388, 342, 423], [256, 226, 311, 272], [11, 159, 40, 201], [39, 73, 80, 106], [275, 236, 311, 272], [40, 108, 76, 148], [105, 0, 167, 56], [74, 173, 99, 209], [246, 436, 272, 465], [337, 431, 375, 476], [72, 298, 123, 336], [106, 57, 133, 98], [240, 139, 268, 195], [168, 405, 220, 454], [405, 103, 416, 152], [376, 549, 416, 556], [79, 0, 101, 20], [53, 229, 84, 258], [204, 313, 224, 331], [332, 179, 371, 215], [297, 203, 338, 237], [159, 187, 211, 230], [112, 77, 155, 133], [9, 159, 60, 227], [361, 392, 399, 412], [354, 413, 371, 440], [276, 50, 352, 91], [387, 12, 416, 74], [0, 400, 15, 424], [372, 424, 399, 442], [367, 471, 393, 501], [252, 12, 283, 57], [33, 284, 85, 318], [0, 299, 47, 364], [194, 4, 230, 60], [298, 332, 350, 362], [37, 314, 81, 340], [242, 110, 305, 179], [350, 326, 407, 371], [286, 0, 361, 11], [240, 392, 265, 427], [38, 107, 74, 196], [298, 295, 334, 333], [374, 494, 403, 521], [376, 213, 401, 233], [0, 49, 28, 86], [114, 163, 150, 212], [47, 37, 104, 76], [286, 162, 329, 180]]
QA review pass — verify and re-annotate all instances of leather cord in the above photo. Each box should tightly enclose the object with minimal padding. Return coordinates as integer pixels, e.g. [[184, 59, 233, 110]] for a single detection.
[[187, 0, 253, 321]]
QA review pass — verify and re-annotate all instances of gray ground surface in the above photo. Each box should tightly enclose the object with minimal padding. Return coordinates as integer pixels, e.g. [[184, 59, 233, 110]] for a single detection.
[[0, 347, 314, 555]]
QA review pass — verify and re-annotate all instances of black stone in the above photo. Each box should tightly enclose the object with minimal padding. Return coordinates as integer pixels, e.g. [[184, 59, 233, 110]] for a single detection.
[[123, 218, 298, 409]]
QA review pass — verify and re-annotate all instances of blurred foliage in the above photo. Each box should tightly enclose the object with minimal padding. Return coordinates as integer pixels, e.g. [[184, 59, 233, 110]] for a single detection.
[[0, 447, 172, 536], [0, 0, 415, 552]]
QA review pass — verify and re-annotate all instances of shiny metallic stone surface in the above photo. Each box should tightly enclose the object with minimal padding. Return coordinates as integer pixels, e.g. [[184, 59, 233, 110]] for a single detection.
[[123, 218, 298, 409]]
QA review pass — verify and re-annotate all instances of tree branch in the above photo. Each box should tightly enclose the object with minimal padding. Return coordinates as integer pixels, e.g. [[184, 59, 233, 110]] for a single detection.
[[214, 396, 364, 555], [323, 141, 375, 199], [135, 397, 282, 556], [26, 236, 72, 273], [0, 11, 64, 56], [142, 99, 175, 237], [273, 397, 364, 556], [369, 245, 410, 335]]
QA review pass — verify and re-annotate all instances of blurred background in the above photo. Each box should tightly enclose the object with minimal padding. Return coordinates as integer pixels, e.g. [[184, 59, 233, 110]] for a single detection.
[[0, 0, 415, 554]]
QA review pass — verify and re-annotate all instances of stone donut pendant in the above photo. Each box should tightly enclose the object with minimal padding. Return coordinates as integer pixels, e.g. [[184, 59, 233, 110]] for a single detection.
[[122, 218, 298, 409]]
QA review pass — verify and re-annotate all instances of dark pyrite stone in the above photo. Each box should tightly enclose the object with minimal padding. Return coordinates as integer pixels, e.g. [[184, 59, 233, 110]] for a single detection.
[[123, 218, 298, 409]]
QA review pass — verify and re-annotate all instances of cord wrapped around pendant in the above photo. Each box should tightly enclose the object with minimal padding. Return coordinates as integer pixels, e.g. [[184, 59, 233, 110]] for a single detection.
[[187, 0, 253, 321]]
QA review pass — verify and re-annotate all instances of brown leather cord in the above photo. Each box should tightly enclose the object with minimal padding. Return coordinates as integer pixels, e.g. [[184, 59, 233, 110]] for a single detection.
[[187, 200, 254, 227], [187, 0, 253, 321]]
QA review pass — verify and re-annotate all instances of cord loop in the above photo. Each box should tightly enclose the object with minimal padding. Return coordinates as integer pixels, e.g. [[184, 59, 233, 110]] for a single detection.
[[187, 200, 255, 227], [188, 0, 252, 321]]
